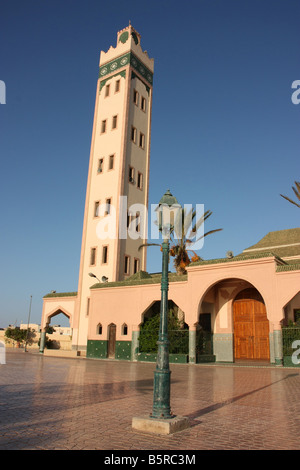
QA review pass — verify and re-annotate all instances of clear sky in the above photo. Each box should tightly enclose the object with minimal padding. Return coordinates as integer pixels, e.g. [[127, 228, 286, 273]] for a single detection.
[[0, 0, 299, 327]]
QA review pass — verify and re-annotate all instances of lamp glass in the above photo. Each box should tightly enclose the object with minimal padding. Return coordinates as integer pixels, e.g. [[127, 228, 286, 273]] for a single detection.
[[156, 202, 181, 237]]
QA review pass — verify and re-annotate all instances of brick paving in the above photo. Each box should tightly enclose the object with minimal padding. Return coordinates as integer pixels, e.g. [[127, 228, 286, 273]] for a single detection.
[[1, 350, 300, 450]]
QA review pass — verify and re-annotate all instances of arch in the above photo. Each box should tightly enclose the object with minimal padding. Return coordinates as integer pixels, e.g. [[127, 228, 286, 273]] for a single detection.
[[139, 295, 187, 327], [44, 306, 73, 328], [121, 323, 128, 336], [139, 300, 187, 329], [197, 277, 270, 363], [196, 275, 269, 321], [96, 323, 103, 335], [282, 290, 300, 326]]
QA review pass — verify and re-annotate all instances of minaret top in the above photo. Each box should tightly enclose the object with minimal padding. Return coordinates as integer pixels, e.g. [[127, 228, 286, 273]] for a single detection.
[[99, 23, 154, 74], [117, 22, 141, 47]]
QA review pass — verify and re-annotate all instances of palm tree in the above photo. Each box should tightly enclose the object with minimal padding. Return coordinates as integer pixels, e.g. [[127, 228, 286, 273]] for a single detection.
[[280, 181, 300, 208], [169, 207, 222, 274], [139, 206, 222, 275]]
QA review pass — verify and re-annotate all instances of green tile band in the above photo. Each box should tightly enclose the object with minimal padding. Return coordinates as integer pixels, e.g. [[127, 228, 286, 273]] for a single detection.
[[99, 52, 153, 85]]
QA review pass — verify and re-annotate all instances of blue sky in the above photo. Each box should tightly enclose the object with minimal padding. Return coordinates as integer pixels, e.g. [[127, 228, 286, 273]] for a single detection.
[[0, 0, 299, 327]]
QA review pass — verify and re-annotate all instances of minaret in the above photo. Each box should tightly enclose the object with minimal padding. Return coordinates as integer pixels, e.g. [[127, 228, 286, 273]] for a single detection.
[[72, 24, 154, 351]]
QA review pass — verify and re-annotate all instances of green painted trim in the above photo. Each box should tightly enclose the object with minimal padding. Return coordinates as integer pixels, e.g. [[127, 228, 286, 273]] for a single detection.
[[99, 70, 126, 92], [131, 71, 150, 95], [197, 355, 216, 363], [276, 263, 300, 272], [169, 354, 188, 363], [43, 292, 77, 298], [90, 272, 187, 289], [87, 340, 108, 358], [283, 356, 300, 367], [275, 358, 283, 366], [115, 341, 131, 360], [137, 353, 188, 363], [137, 352, 157, 362], [99, 52, 153, 85], [190, 251, 283, 267], [131, 32, 139, 45], [119, 31, 129, 44]]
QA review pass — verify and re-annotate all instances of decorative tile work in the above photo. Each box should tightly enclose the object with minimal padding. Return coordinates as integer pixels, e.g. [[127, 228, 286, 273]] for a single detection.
[[99, 52, 153, 85]]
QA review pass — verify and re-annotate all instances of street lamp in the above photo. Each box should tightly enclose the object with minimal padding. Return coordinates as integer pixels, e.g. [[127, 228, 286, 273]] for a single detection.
[[132, 190, 189, 434], [132, 190, 189, 433], [89, 272, 108, 283], [88, 272, 101, 283], [151, 190, 181, 419]]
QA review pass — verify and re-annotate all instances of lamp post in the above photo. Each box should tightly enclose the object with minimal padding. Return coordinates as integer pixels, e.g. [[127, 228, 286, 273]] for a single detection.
[[132, 190, 190, 434], [151, 190, 181, 419]]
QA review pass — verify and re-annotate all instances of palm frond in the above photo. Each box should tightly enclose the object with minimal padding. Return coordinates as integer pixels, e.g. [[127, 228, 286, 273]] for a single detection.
[[280, 194, 300, 208], [280, 180, 300, 208]]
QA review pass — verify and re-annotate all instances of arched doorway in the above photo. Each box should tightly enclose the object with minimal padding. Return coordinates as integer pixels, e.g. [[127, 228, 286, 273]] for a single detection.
[[233, 288, 270, 360]]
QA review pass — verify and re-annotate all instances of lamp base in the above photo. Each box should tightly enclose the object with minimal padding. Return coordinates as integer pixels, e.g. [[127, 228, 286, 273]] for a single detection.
[[132, 415, 189, 435]]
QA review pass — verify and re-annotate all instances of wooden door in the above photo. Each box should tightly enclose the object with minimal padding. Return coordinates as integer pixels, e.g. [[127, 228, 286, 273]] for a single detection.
[[234, 300, 254, 359], [234, 289, 269, 360], [108, 324, 116, 358]]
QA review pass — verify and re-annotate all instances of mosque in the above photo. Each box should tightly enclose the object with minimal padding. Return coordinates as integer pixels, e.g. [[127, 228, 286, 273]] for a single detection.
[[40, 24, 300, 366]]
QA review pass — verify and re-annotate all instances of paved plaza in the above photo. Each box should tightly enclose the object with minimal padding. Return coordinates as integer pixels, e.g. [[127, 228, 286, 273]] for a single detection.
[[1, 350, 300, 450]]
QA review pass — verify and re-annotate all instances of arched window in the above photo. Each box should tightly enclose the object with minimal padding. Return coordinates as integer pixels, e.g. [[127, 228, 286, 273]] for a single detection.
[[122, 323, 128, 336], [97, 323, 103, 335]]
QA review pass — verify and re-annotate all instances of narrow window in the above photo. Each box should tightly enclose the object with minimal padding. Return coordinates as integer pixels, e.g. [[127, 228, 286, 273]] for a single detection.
[[131, 126, 137, 143], [133, 90, 139, 105], [127, 212, 132, 228], [139, 132, 145, 149], [129, 166, 134, 184], [141, 96, 146, 112], [101, 120, 107, 134], [90, 248, 96, 266], [108, 154, 114, 170], [97, 323, 103, 335], [102, 246, 108, 264], [105, 198, 111, 215], [137, 172, 143, 189], [105, 84, 110, 97], [134, 258, 139, 274], [112, 115, 118, 130], [94, 201, 100, 217], [115, 80, 120, 93], [122, 324, 128, 335], [98, 158, 104, 173], [124, 255, 130, 274], [136, 212, 140, 232]]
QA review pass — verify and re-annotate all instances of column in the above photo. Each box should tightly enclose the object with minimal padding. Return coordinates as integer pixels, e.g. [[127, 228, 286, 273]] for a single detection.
[[273, 322, 283, 366], [39, 328, 47, 353], [131, 328, 140, 361], [189, 326, 197, 364]]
